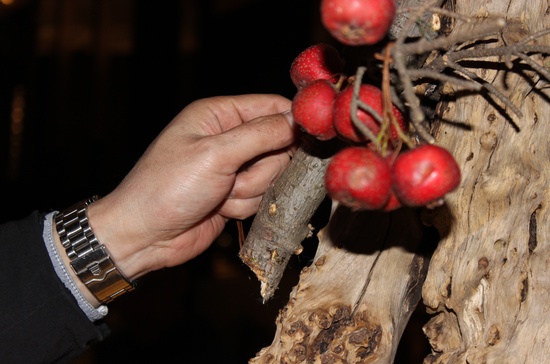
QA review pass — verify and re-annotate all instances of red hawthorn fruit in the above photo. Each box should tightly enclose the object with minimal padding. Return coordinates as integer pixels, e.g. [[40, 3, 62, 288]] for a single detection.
[[333, 84, 407, 144], [382, 155, 402, 212], [320, 0, 397, 46], [392, 145, 461, 207], [291, 79, 338, 140], [290, 43, 344, 90], [382, 190, 401, 212], [325, 146, 392, 210]]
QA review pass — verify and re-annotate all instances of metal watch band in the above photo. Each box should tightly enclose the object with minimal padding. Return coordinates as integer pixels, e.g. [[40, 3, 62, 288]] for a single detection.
[[55, 195, 135, 303]]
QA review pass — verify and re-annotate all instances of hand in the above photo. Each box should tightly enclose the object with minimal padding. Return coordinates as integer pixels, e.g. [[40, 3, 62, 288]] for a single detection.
[[85, 94, 296, 281]]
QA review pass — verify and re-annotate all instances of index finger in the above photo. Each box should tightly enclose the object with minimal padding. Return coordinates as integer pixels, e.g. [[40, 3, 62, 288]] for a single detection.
[[185, 94, 292, 134], [225, 94, 292, 122], [210, 111, 297, 173]]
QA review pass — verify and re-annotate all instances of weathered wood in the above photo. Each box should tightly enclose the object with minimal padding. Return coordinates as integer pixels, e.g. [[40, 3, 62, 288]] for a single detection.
[[421, 0, 550, 363], [251, 205, 428, 363]]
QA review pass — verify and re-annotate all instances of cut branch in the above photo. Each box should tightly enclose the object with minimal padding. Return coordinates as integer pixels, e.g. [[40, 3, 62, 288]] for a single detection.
[[239, 137, 339, 301]]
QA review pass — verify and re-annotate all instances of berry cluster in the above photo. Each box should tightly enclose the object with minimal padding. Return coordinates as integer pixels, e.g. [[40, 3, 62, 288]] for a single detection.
[[289, 1, 462, 212]]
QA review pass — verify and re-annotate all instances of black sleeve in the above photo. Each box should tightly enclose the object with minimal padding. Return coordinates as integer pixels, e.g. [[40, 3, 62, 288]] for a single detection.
[[0, 211, 110, 364]]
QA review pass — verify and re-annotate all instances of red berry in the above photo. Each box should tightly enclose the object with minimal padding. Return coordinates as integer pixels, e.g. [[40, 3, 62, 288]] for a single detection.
[[392, 145, 461, 207], [325, 146, 392, 210], [290, 43, 344, 90], [291, 79, 338, 140], [382, 155, 402, 212], [333, 84, 406, 144], [382, 190, 402, 212], [320, 0, 397, 46]]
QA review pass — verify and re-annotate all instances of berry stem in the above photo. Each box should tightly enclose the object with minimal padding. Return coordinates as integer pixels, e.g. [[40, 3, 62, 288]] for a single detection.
[[351, 66, 382, 149], [381, 43, 415, 151]]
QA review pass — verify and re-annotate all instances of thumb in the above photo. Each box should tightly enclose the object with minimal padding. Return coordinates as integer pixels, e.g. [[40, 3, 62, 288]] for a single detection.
[[213, 111, 296, 171]]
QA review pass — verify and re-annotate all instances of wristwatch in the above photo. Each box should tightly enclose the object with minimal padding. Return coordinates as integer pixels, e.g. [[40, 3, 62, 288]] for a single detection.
[[54, 196, 135, 303]]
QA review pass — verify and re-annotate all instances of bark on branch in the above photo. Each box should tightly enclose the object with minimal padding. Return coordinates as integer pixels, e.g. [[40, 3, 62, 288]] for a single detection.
[[239, 137, 340, 301]]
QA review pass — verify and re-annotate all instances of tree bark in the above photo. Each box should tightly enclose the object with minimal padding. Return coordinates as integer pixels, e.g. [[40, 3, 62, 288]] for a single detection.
[[239, 136, 337, 301], [421, 0, 550, 362]]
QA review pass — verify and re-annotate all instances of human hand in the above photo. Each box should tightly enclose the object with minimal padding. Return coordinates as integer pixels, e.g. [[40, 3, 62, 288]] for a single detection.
[[86, 94, 296, 281]]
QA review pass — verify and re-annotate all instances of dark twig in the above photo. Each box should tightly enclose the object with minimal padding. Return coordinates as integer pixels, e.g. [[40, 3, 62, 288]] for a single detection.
[[444, 57, 523, 118], [392, 0, 439, 143], [427, 44, 550, 69], [389, 3, 550, 143], [407, 69, 482, 90], [381, 44, 415, 150], [400, 18, 506, 56], [516, 53, 550, 82], [516, 28, 550, 46], [351, 66, 383, 146]]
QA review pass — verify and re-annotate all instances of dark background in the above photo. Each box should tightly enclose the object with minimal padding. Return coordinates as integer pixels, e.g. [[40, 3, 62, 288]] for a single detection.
[[0, 0, 429, 362]]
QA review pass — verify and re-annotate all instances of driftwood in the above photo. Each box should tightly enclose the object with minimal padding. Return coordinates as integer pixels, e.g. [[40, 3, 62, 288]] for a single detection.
[[421, 0, 550, 362]]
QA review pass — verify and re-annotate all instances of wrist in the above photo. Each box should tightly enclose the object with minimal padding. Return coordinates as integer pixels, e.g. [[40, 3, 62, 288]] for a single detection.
[[85, 194, 154, 281]]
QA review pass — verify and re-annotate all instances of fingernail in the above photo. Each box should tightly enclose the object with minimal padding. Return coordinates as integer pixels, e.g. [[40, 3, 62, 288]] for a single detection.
[[282, 109, 295, 127]]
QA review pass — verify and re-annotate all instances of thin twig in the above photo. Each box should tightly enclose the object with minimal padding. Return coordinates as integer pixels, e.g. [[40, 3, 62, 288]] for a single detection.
[[424, 43, 550, 74], [400, 18, 506, 56], [407, 69, 482, 90], [351, 66, 382, 145], [516, 27, 550, 46], [381, 44, 414, 150], [516, 52, 550, 82], [393, 47, 435, 143], [392, 0, 439, 143], [445, 58, 523, 118], [396, 0, 439, 45]]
